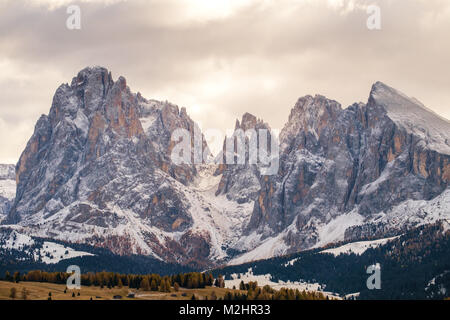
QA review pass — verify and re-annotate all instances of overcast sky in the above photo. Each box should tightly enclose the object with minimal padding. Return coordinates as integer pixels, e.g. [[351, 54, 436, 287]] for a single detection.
[[1, 0, 449, 163]]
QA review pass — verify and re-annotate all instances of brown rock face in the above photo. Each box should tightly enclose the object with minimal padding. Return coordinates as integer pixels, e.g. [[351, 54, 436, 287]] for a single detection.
[[245, 83, 450, 253], [4, 66, 214, 267], [4, 70, 450, 267]]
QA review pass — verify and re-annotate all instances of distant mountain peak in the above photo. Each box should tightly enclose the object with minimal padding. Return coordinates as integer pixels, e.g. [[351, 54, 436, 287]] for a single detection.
[[369, 81, 450, 155], [235, 112, 268, 131], [2, 68, 449, 267]]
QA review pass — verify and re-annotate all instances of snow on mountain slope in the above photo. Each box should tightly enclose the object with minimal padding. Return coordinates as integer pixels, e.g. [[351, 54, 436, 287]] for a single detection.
[[0, 164, 15, 220], [0, 164, 14, 178], [186, 164, 254, 260], [240, 81, 449, 264], [228, 188, 450, 265], [0, 179, 15, 201], [3, 68, 449, 268], [345, 188, 450, 242], [320, 236, 399, 257], [9, 161, 252, 265], [228, 216, 301, 265], [371, 82, 450, 155], [228, 231, 290, 266], [313, 211, 365, 248], [1, 229, 94, 264], [2, 229, 33, 250], [38, 241, 94, 264]]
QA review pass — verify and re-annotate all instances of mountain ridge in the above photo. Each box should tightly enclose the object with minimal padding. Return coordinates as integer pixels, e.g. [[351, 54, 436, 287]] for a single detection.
[[2, 67, 449, 267]]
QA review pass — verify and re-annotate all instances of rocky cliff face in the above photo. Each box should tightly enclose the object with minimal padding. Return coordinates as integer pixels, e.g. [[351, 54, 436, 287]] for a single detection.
[[3, 68, 449, 266], [214, 113, 272, 204], [3, 67, 231, 266], [0, 164, 15, 219], [232, 82, 450, 263]]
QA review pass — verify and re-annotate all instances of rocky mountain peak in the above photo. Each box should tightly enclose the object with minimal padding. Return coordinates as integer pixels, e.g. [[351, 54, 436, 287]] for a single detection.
[[71, 66, 112, 85], [235, 113, 257, 131], [215, 112, 272, 203], [234, 112, 269, 131], [0, 164, 15, 181], [290, 94, 341, 118], [279, 94, 341, 153], [368, 81, 450, 155], [3, 66, 234, 266], [2, 69, 449, 267]]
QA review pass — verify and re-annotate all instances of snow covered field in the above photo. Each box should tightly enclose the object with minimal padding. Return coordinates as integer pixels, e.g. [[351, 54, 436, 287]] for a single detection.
[[224, 268, 340, 299], [320, 236, 399, 257]]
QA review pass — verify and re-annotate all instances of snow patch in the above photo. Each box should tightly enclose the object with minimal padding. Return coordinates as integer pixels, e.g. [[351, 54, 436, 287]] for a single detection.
[[314, 210, 365, 248], [1, 230, 94, 264], [38, 241, 94, 264], [225, 268, 339, 299], [320, 236, 399, 257]]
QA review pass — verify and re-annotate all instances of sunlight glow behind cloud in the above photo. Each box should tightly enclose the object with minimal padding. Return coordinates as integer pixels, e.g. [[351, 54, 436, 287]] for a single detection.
[[0, 0, 449, 163]]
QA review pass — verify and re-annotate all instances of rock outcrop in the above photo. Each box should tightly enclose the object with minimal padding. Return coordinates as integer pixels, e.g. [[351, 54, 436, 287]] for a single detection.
[[4, 68, 449, 266], [214, 112, 272, 204], [238, 82, 450, 260], [0, 164, 15, 219], [4, 67, 217, 266]]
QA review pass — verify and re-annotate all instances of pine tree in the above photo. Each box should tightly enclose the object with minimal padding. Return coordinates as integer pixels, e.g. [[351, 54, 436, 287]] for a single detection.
[[164, 279, 171, 292], [159, 279, 171, 293], [9, 288, 17, 299], [150, 279, 158, 291], [140, 277, 150, 291], [215, 275, 225, 288], [21, 288, 28, 300], [224, 291, 233, 300], [206, 273, 214, 286]]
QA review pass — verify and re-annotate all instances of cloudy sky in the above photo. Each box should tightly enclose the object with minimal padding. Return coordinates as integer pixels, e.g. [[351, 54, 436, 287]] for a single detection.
[[0, 0, 449, 163]]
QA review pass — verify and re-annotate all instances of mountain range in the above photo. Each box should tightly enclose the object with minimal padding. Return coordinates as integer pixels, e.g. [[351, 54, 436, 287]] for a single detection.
[[1, 66, 449, 268]]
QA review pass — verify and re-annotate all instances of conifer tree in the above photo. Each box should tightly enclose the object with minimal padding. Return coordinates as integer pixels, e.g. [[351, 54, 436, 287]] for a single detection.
[[21, 288, 28, 300], [150, 279, 158, 291], [140, 277, 150, 291], [9, 288, 17, 299], [13, 272, 20, 283]]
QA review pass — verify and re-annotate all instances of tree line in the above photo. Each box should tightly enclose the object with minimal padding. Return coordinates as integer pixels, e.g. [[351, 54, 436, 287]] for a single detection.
[[2, 270, 224, 292], [2, 269, 330, 300]]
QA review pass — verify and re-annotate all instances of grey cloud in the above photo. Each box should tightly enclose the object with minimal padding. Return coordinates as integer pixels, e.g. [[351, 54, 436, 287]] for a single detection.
[[0, 0, 449, 162]]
